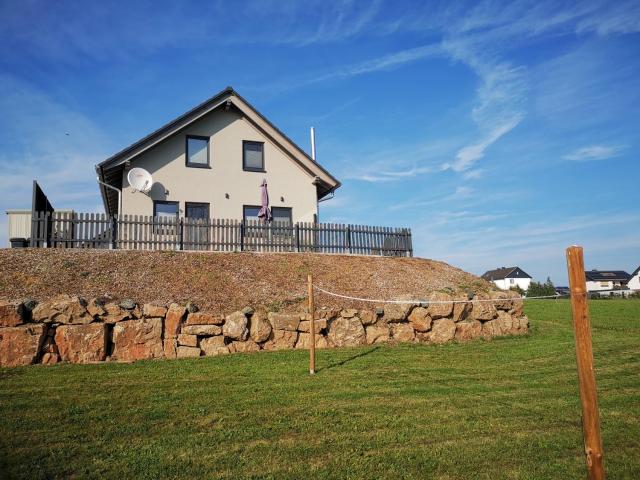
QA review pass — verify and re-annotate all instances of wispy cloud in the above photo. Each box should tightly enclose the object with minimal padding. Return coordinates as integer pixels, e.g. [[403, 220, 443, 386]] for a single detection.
[[562, 145, 625, 161]]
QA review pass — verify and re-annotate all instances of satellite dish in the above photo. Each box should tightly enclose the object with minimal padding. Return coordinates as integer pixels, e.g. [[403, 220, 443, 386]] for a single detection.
[[127, 167, 153, 194]]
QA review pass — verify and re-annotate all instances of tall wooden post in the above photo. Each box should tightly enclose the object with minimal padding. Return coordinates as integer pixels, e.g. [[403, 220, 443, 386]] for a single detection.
[[566, 246, 605, 480], [307, 274, 316, 375]]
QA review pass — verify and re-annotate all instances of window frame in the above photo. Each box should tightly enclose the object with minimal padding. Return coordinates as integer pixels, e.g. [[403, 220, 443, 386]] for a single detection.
[[185, 135, 211, 169], [185, 202, 210, 220], [271, 207, 293, 225], [152, 200, 180, 235], [243, 205, 262, 223], [242, 140, 265, 172]]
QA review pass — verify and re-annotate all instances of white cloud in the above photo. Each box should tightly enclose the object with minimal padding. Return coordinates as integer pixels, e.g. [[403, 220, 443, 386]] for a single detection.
[[444, 116, 522, 172], [562, 145, 625, 161]]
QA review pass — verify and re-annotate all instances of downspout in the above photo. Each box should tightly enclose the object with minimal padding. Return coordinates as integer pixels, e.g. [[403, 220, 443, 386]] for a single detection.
[[96, 175, 122, 216]]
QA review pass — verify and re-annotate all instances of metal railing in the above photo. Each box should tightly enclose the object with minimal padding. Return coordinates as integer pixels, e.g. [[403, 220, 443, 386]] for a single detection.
[[29, 211, 413, 256]]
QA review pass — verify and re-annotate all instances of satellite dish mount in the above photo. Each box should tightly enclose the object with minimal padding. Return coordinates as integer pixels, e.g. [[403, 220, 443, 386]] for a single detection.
[[127, 167, 153, 195]]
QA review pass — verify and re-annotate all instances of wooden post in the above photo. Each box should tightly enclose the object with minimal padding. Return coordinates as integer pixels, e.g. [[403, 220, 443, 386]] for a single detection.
[[566, 245, 605, 480], [307, 274, 316, 375]]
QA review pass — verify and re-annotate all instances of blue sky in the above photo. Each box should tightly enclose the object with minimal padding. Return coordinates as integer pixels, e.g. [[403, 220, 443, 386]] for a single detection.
[[1, 0, 638, 284]]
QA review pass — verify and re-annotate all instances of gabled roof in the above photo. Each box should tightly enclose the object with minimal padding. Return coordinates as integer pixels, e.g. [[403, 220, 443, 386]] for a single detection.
[[481, 266, 532, 281], [96, 86, 341, 214], [585, 270, 631, 282], [631, 266, 640, 277]]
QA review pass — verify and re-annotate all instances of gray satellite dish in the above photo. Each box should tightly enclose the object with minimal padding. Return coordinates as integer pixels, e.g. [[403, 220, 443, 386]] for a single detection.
[[127, 167, 153, 194]]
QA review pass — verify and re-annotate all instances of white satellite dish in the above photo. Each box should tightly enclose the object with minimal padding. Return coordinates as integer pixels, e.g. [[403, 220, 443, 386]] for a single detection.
[[127, 167, 153, 194]]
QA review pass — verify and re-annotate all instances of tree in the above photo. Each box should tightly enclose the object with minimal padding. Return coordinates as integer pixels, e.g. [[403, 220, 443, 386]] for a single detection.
[[527, 277, 556, 297]]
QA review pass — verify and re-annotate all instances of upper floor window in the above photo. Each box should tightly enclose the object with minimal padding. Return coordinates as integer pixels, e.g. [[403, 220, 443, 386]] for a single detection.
[[186, 135, 209, 168], [243, 141, 264, 172]]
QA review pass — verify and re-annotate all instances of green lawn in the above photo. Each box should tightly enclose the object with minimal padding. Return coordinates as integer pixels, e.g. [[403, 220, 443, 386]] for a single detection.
[[1, 300, 639, 479]]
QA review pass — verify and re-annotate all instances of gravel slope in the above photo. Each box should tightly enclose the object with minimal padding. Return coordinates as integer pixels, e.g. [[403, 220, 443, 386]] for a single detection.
[[0, 249, 494, 312]]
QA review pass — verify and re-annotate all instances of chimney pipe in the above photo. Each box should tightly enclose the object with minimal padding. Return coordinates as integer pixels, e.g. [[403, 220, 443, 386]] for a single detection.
[[310, 126, 316, 161]]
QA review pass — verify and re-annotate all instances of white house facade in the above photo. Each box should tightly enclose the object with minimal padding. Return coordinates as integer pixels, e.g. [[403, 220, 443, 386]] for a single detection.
[[481, 267, 532, 291], [624, 267, 639, 291], [585, 270, 631, 292]]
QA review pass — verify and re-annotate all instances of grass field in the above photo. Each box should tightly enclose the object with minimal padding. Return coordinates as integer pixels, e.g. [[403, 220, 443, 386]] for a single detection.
[[1, 300, 639, 479]]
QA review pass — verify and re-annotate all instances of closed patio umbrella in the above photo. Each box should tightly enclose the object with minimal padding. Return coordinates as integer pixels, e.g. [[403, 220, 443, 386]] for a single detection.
[[257, 179, 272, 222]]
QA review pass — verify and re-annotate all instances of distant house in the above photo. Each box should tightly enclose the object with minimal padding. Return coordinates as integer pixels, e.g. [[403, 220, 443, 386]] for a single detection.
[[481, 267, 532, 291], [585, 270, 631, 292], [626, 267, 640, 291]]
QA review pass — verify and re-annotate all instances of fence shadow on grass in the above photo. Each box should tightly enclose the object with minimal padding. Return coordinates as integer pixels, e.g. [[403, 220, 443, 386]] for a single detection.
[[317, 346, 381, 373]]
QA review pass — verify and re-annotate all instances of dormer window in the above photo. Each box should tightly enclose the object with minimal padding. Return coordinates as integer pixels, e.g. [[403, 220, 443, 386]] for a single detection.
[[243, 141, 264, 172], [186, 135, 210, 168]]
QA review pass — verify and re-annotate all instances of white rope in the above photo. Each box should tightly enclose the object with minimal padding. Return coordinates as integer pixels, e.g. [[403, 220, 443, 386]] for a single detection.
[[312, 284, 566, 304]]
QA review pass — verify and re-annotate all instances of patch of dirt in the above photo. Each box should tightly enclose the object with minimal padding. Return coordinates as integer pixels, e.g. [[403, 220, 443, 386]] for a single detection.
[[0, 249, 494, 313]]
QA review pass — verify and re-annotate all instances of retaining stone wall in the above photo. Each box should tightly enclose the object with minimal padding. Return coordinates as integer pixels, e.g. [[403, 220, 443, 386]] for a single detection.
[[0, 292, 528, 367]]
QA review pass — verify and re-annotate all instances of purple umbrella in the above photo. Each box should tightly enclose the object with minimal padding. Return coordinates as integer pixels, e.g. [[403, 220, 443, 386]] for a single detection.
[[257, 178, 272, 222]]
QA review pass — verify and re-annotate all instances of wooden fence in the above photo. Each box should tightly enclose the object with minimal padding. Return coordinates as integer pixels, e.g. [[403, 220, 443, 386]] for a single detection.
[[29, 211, 413, 256]]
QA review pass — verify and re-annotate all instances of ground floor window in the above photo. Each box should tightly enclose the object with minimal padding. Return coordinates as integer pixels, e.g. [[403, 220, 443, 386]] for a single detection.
[[185, 202, 210, 219], [153, 201, 179, 234]]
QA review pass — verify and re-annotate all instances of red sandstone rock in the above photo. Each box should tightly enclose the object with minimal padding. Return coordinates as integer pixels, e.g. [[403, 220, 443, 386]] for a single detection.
[[55, 323, 107, 363], [0, 300, 24, 327], [185, 312, 224, 325], [0, 324, 46, 367], [229, 340, 260, 353], [112, 318, 163, 362], [268, 312, 300, 331], [427, 292, 454, 319], [249, 312, 272, 343], [41, 352, 60, 365], [182, 325, 222, 336], [86, 298, 106, 318], [295, 333, 329, 350], [32, 295, 92, 324], [102, 302, 131, 323], [455, 320, 482, 342], [392, 323, 415, 342], [451, 299, 472, 323], [200, 336, 229, 356], [176, 346, 201, 358], [359, 310, 377, 325], [297, 319, 327, 333], [163, 339, 177, 359], [143, 303, 167, 318], [177, 333, 198, 347], [470, 297, 498, 321], [262, 330, 298, 351], [164, 304, 186, 339], [425, 319, 456, 344], [407, 307, 432, 332], [365, 324, 390, 344], [328, 317, 366, 347]]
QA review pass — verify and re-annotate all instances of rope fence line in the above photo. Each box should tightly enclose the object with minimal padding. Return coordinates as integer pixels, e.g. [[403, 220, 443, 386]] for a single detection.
[[312, 283, 568, 304]]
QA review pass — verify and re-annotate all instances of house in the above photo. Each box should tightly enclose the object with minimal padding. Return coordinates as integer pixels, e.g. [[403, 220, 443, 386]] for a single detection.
[[629, 267, 640, 291], [96, 86, 341, 225], [585, 270, 631, 292], [481, 267, 532, 291]]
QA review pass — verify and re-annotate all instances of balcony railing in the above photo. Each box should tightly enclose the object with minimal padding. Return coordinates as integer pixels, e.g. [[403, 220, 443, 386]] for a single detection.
[[28, 211, 413, 257]]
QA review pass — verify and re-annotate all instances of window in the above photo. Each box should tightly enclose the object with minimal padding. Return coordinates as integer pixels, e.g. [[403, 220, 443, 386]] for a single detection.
[[510, 278, 515, 284], [243, 141, 264, 171], [272, 207, 292, 225], [153, 201, 179, 218], [185, 202, 209, 219], [186, 135, 209, 168], [153, 201, 179, 235], [243, 205, 261, 223]]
